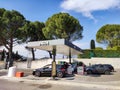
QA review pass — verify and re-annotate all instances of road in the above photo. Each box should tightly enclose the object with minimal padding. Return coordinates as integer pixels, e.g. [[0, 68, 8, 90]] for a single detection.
[[0, 79, 110, 90]]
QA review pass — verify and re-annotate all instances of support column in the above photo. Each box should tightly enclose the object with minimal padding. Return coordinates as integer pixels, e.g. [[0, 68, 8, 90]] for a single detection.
[[52, 46, 56, 79], [69, 48, 71, 64]]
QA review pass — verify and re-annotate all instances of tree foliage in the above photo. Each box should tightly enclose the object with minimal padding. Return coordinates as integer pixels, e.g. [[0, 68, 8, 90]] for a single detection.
[[42, 12, 83, 41], [20, 21, 45, 41], [20, 21, 45, 60], [96, 24, 120, 48], [0, 8, 25, 66]]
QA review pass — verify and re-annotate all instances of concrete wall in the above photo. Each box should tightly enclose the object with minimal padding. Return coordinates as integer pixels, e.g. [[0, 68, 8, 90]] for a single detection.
[[15, 58, 120, 69], [15, 59, 52, 69], [76, 58, 120, 69]]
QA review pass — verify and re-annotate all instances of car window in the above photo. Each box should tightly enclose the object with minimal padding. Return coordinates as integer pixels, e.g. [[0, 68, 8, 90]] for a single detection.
[[57, 65, 65, 69], [57, 65, 62, 69], [92, 65, 97, 68], [44, 64, 52, 69], [99, 65, 103, 67]]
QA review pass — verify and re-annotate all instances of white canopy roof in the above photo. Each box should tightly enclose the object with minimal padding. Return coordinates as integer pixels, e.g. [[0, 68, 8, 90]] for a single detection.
[[27, 39, 83, 56]]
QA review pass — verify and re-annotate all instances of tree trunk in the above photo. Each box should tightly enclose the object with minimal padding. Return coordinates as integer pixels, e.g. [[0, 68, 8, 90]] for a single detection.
[[8, 45, 13, 68], [31, 48, 35, 60], [109, 41, 113, 48], [48, 51, 52, 58]]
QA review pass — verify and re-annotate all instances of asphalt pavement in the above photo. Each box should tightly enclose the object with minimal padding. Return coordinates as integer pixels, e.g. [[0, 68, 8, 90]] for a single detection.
[[0, 68, 120, 90]]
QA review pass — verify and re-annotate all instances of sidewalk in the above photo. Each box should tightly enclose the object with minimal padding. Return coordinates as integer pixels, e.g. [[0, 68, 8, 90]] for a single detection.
[[0, 74, 120, 90]]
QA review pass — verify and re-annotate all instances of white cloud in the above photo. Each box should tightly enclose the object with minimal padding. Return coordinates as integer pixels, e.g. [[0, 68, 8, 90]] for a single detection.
[[61, 0, 120, 20]]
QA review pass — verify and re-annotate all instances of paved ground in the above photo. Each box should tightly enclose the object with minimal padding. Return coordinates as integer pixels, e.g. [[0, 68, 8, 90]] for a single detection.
[[1, 61, 120, 90], [0, 79, 107, 90], [0, 68, 120, 90]]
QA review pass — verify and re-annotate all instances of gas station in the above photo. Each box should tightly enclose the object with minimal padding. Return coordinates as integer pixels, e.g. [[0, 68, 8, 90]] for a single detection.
[[27, 39, 83, 78]]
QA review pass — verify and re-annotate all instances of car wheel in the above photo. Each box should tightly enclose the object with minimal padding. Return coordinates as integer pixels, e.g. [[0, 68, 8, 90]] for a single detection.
[[57, 72, 64, 78], [35, 71, 41, 77], [87, 70, 92, 75], [112, 69, 114, 72], [105, 71, 110, 75]]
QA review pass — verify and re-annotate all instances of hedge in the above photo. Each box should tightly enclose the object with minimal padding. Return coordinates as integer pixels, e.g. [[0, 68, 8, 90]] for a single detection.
[[78, 50, 120, 58]]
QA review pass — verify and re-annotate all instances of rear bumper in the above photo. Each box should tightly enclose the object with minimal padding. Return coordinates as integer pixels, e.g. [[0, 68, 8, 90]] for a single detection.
[[32, 71, 35, 75]]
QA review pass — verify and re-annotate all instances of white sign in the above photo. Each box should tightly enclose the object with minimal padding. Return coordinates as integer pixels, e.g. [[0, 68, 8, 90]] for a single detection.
[[40, 41, 49, 46], [67, 65, 73, 74], [77, 66, 84, 75]]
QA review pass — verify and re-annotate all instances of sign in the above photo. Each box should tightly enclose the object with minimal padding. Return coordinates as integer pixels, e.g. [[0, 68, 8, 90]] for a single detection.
[[40, 41, 49, 46], [77, 66, 84, 75], [67, 65, 73, 74]]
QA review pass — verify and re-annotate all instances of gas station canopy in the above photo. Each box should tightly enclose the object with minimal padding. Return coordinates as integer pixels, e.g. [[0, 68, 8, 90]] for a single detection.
[[27, 39, 83, 56]]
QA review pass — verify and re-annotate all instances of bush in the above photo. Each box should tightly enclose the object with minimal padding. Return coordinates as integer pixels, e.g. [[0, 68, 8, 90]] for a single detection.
[[107, 46, 120, 50], [95, 47, 103, 50], [78, 49, 120, 58]]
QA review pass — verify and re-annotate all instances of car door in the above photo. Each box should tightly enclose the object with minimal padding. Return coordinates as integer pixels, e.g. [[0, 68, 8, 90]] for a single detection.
[[91, 65, 97, 73], [96, 65, 104, 73], [42, 64, 52, 76]]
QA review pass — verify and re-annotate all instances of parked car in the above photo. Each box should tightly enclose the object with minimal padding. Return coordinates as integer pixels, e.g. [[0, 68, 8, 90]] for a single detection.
[[86, 64, 111, 75], [32, 64, 68, 78], [103, 64, 114, 72], [17, 56, 27, 62]]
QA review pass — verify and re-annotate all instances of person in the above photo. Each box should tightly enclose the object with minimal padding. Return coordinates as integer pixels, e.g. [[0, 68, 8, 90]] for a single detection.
[[64, 62, 68, 69]]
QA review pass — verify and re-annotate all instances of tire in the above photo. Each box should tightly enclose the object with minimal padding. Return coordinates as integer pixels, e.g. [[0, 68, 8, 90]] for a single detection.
[[87, 70, 92, 75], [105, 71, 110, 75], [35, 71, 41, 77], [57, 72, 64, 78]]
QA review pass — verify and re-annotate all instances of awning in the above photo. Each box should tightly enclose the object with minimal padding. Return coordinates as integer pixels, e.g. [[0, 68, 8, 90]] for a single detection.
[[27, 39, 83, 56]]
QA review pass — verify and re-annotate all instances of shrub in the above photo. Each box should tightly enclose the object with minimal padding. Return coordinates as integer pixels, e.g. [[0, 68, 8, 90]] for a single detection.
[[78, 49, 120, 58]]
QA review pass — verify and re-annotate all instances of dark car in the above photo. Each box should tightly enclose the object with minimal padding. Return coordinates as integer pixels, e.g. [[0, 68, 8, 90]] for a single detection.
[[32, 64, 68, 78], [103, 64, 114, 72], [86, 64, 111, 75]]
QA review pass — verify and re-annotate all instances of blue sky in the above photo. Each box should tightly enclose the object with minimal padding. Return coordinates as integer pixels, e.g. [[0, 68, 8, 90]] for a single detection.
[[0, 0, 120, 50]]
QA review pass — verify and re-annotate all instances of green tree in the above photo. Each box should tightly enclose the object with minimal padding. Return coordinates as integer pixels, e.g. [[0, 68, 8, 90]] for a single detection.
[[90, 39, 95, 49], [96, 24, 120, 48], [0, 8, 25, 67], [42, 12, 83, 41], [20, 21, 45, 60]]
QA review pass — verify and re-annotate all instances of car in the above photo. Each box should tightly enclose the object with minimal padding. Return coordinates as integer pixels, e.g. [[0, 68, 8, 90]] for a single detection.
[[86, 64, 111, 75], [32, 64, 68, 78], [103, 64, 114, 72], [20, 56, 27, 61], [17, 56, 27, 62]]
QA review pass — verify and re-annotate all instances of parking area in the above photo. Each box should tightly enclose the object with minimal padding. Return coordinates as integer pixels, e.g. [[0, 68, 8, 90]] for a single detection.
[[75, 69, 120, 82], [0, 60, 120, 83], [1, 68, 120, 81], [0, 67, 120, 90]]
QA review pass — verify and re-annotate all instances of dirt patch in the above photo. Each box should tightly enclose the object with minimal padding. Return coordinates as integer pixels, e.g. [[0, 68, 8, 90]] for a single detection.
[[19, 81, 24, 83]]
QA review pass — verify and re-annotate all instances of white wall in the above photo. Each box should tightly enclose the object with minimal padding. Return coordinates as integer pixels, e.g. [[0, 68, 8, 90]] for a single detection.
[[76, 58, 120, 69], [15, 58, 120, 69]]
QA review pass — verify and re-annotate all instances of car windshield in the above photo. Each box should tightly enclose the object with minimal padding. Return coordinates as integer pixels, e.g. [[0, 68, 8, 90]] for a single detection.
[[43, 64, 52, 68]]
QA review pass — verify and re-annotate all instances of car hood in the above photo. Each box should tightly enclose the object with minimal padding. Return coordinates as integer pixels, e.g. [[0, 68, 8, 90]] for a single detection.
[[35, 68, 43, 71]]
